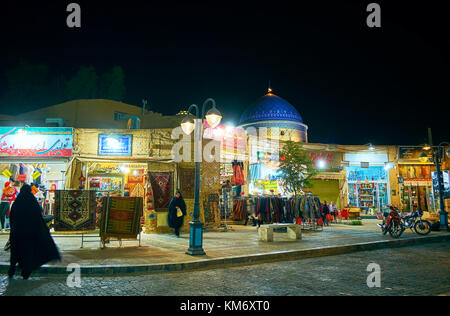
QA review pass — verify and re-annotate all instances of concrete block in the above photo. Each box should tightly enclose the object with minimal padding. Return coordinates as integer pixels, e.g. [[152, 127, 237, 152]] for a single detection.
[[259, 226, 274, 242]]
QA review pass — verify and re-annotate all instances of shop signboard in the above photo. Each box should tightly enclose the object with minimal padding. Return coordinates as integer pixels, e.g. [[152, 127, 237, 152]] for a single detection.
[[2, 169, 12, 178], [98, 134, 132, 156], [398, 146, 438, 164], [346, 166, 387, 182], [307, 151, 344, 171], [432, 170, 450, 199], [0, 127, 73, 157]]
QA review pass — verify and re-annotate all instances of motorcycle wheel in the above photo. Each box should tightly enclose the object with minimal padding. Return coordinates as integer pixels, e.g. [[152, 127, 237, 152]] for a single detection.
[[414, 220, 431, 236], [389, 222, 405, 238]]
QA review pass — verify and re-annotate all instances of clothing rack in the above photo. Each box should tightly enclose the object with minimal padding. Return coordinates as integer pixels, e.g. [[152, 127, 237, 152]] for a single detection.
[[252, 194, 324, 231]]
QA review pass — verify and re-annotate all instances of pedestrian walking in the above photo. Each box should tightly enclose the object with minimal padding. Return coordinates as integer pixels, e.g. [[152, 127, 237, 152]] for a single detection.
[[329, 201, 338, 221], [1, 182, 17, 232], [8, 184, 61, 280], [168, 190, 187, 237], [322, 200, 330, 226]]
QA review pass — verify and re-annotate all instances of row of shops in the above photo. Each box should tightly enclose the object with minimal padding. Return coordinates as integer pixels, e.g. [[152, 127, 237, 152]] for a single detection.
[[224, 140, 449, 218], [1, 126, 449, 234]]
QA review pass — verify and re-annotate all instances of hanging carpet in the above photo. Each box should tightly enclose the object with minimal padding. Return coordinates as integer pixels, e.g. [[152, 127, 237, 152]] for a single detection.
[[54, 190, 97, 231], [149, 172, 174, 212]]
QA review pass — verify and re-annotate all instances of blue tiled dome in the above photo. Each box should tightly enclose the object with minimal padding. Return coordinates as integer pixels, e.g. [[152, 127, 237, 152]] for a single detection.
[[239, 93, 303, 125]]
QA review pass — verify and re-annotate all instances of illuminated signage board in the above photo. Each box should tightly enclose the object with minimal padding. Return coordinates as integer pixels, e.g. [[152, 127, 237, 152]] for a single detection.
[[98, 134, 132, 156], [0, 127, 73, 157]]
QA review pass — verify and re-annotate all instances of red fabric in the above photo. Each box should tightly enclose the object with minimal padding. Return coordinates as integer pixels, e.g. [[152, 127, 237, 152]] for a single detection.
[[326, 214, 333, 222], [317, 218, 323, 225], [2, 182, 17, 203]]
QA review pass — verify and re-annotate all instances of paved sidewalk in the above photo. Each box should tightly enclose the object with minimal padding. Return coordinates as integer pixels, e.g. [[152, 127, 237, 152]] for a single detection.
[[0, 220, 448, 274]]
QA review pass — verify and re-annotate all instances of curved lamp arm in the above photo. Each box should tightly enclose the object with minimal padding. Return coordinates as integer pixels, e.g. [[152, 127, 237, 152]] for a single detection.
[[186, 104, 199, 119], [201, 98, 217, 118]]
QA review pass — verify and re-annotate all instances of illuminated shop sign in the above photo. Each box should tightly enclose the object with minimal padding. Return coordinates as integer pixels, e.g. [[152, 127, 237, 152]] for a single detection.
[[0, 127, 73, 157], [98, 134, 132, 156]]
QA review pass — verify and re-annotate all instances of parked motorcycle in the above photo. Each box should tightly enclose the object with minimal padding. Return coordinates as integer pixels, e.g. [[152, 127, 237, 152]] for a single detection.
[[377, 206, 405, 238], [401, 209, 431, 236]]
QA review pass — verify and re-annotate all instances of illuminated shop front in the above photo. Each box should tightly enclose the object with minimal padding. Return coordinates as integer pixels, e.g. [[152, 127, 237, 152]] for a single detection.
[[0, 127, 73, 211], [248, 141, 285, 196], [397, 146, 437, 212], [305, 147, 345, 209], [68, 128, 177, 234], [344, 152, 391, 213]]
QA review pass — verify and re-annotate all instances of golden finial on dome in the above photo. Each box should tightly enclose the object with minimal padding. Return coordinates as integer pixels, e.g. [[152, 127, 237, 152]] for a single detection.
[[267, 80, 274, 95]]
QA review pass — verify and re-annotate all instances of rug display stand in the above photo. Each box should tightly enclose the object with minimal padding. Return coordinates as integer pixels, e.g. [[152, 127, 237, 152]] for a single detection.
[[100, 194, 142, 249]]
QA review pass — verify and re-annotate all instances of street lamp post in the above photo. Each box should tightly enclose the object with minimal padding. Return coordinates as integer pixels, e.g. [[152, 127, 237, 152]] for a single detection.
[[430, 142, 450, 231], [180, 98, 222, 256]]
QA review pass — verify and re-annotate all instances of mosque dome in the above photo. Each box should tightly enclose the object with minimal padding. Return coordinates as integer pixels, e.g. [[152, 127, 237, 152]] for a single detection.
[[239, 91, 304, 126]]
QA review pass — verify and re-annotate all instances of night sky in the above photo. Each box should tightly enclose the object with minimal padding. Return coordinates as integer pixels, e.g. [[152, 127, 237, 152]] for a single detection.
[[1, 0, 448, 145]]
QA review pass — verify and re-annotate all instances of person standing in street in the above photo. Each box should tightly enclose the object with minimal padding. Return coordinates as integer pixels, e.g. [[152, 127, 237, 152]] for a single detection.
[[168, 190, 187, 237], [322, 200, 330, 226], [1, 181, 17, 232], [8, 184, 61, 280]]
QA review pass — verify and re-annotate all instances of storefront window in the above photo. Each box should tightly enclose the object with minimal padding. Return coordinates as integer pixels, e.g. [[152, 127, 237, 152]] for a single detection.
[[346, 166, 389, 213]]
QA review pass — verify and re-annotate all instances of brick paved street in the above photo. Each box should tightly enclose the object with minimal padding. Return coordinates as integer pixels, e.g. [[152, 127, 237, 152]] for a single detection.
[[1, 242, 448, 296]]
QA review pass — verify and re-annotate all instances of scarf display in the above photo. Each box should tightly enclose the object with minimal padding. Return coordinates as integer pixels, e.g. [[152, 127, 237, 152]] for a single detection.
[[253, 195, 322, 225], [232, 161, 245, 186], [231, 197, 248, 221]]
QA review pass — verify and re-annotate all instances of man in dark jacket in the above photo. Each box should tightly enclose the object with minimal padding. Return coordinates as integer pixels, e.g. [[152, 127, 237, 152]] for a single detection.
[[8, 184, 61, 279]]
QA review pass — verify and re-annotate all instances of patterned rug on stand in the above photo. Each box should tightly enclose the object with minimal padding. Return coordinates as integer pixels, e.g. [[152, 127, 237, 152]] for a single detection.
[[54, 190, 97, 231]]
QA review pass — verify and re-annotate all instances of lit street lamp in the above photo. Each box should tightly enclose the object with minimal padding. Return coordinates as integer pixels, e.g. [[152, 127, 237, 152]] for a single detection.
[[420, 141, 450, 231], [430, 143, 450, 231], [180, 98, 222, 256]]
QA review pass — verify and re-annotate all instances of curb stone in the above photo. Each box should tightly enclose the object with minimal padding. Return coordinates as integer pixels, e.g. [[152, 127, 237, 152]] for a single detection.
[[0, 234, 448, 276]]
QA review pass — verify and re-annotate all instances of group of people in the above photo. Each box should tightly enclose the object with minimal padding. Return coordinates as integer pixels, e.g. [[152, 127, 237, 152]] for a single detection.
[[320, 201, 339, 226], [1, 181, 61, 280]]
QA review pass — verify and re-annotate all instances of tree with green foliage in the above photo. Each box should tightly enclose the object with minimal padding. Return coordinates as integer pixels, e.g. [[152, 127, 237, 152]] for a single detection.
[[99, 66, 126, 101], [65, 66, 98, 99], [279, 140, 318, 196]]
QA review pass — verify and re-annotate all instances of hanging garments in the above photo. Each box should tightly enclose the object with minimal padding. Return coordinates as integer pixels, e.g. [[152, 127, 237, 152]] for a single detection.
[[232, 161, 245, 186]]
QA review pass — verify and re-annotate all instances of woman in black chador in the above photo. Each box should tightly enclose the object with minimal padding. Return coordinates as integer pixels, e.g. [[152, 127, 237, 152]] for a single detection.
[[8, 184, 61, 279], [167, 190, 187, 237]]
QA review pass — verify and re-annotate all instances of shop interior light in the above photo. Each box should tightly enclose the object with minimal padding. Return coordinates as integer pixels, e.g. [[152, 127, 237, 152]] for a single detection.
[[205, 107, 222, 129], [368, 143, 375, 150], [318, 160, 326, 169], [423, 144, 431, 151], [181, 116, 195, 135], [384, 162, 394, 170], [418, 152, 429, 163], [132, 170, 138, 176], [105, 137, 121, 149]]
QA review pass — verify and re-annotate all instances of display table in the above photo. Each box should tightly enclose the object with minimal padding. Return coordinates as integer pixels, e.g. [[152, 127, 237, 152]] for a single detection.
[[258, 223, 302, 242], [343, 208, 361, 218]]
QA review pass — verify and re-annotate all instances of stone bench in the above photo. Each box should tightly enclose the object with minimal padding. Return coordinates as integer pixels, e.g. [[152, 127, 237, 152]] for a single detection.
[[258, 223, 302, 242]]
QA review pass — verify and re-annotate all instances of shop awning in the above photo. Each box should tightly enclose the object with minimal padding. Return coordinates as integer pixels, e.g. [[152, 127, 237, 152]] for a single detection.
[[73, 156, 175, 164]]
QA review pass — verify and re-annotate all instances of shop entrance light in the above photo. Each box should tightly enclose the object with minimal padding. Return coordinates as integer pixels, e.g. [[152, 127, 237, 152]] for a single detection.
[[418, 152, 429, 163]]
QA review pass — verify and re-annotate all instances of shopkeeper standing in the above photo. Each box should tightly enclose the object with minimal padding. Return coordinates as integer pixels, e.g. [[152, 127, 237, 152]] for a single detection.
[[1, 182, 18, 232]]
